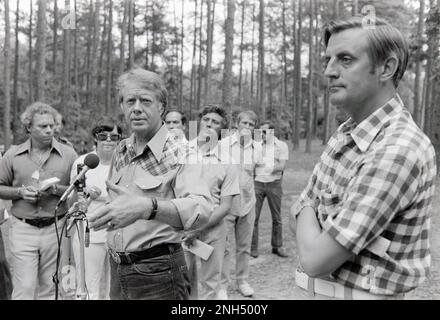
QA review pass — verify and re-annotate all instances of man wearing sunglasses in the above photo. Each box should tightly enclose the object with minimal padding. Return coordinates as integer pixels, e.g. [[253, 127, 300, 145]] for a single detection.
[[88, 68, 212, 300], [69, 117, 122, 300]]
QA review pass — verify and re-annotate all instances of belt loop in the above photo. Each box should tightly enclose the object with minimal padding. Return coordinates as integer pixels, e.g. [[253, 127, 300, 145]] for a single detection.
[[344, 286, 353, 300], [307, 277, 315, 297]]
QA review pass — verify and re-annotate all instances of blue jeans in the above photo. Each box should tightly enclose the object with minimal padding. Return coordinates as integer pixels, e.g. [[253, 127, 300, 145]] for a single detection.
[[109, 245, 190, 300], [251, 180, 283, 254]]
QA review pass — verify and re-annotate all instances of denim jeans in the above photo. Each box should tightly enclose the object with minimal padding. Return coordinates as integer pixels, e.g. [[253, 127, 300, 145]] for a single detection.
[[109, 245, 190, 300], [251, 179, 283, 254]]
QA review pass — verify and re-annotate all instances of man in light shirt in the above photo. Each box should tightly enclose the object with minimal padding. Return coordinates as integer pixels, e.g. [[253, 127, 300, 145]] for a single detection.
[[252, 121, 289, 258], [219, 110, 262, 298], [183, 104, 240, 300]]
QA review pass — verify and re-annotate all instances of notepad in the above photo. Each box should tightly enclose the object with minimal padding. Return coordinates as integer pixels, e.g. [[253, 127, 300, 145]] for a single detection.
[[182, 239, 214, 261], [39, 177, 60, 192]]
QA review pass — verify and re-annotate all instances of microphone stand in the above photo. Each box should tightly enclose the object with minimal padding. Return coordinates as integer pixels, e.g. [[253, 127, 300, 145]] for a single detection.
[[65, 163, 90, 300]]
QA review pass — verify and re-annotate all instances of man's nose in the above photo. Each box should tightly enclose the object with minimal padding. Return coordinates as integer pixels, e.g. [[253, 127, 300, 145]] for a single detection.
[[132, 99, 143, 112], [324, 59, 339, 78]]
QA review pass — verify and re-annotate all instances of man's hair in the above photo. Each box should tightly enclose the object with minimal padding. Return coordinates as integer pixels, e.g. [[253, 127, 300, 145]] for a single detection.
[[20, 102, 59, 132], [165, 109, 187, 125], [199, 104, 229, 129], [236, 110, 258, 127], [116, 68, 168, 115], [323, 16, 408, 87]]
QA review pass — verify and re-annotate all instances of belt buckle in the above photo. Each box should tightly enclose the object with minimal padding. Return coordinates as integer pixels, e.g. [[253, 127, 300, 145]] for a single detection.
[[109, 249, 121, 264]]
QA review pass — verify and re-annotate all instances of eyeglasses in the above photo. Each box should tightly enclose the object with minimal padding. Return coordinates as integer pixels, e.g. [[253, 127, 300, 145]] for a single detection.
[[96, 132, 121, 142]]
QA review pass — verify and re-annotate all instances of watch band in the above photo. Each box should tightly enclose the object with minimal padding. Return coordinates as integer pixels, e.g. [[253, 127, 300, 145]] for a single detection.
[[148, 197, 158, 220]]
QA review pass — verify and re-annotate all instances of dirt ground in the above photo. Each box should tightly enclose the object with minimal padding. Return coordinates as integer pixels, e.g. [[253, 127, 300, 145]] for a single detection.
[[1, 139, 439, 300]]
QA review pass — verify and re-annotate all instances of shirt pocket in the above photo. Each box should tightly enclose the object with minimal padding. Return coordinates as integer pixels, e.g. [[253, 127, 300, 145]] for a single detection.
[[107, 171, 123, 201], [133, 170, 164, 199]]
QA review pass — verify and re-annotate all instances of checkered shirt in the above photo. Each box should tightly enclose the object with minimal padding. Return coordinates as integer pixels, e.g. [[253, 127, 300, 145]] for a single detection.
[[113, 134, 184, 176], [293, 95, 437, 295]]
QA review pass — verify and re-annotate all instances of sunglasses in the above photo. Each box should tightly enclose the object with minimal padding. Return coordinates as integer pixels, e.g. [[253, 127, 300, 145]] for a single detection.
[[96, 132, 121, 142]]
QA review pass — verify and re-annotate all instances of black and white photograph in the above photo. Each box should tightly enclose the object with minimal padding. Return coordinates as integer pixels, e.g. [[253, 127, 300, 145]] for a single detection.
[[0, 0, 439, 304]]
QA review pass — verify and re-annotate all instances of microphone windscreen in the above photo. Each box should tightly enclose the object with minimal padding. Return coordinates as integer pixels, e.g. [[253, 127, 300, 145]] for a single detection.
[[84, 153, 100, 169]]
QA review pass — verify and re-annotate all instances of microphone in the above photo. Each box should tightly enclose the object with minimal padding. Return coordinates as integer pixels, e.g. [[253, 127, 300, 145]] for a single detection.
[[57, 153, 100, 206]]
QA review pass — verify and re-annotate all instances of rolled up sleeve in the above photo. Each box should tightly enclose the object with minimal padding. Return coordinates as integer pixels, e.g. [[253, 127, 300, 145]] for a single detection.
[[171, 161, 213, 231]]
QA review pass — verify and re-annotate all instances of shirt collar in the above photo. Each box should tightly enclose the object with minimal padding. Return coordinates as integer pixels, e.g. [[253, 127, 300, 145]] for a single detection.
[[13, 138, 63, 157], [122, 124, 170, 162], [347, 94, 404, 153]]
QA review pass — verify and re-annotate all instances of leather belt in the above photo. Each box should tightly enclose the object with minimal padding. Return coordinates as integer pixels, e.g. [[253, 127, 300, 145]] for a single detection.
[[295, 268, 404, 300], [109, 243, 182, 265], [16, 213, 67, 229]]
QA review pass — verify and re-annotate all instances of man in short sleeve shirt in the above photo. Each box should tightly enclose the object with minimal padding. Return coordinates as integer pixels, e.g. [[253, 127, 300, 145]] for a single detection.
[[0, 102, 77, 300], [290, 17, 436, 300]]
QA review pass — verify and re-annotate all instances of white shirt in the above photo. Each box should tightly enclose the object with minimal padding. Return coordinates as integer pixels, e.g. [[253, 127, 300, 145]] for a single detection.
[[255, 137, 289, 183], [70, 152, 110, 244]]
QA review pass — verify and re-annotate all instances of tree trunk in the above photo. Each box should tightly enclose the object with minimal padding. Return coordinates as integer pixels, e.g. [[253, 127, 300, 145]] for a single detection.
[[98, 4, 108, 86], [413, 0, 425, 125], [352, 0, 358, 15], [180, 0, 184, 110], [238, 0, 246, 108], [204, 0, 215, 103], [250, 3, 256, 104], [28, 0, 33, 104], [73, 0, 79, 102], [61, 10, 71, 115], [281, 0, 288, 110], [105, 0, 113, 114], [35, 0, 47, 101], [128, 0, 135, 68], [91, 0, 101, 112], [12, 0, 20, 127], [3, 0, 12, 149], [292, 0, 302, 149], [257, 0, 265, 119], [424, 0, 440, 136], [223, 0, 236, 117], [52, 0, 58, 74], [119, 0, 128, 75], [190, 0, 198, 118], [196, 0, 204, 112], [85, 1, 93, 108], [305, 0, 314, 153]]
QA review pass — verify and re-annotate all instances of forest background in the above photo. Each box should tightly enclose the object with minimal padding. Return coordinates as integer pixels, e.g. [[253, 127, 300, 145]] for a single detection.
[[0, 0, 439, 170]]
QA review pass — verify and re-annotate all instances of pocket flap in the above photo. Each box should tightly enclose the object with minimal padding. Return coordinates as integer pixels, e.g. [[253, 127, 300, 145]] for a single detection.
[[109, 171, 123, 185], [134, 171, 163, 190]]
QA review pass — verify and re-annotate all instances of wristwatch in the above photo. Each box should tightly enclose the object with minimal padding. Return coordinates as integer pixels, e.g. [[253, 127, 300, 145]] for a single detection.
[[148, 197, 158, 220]]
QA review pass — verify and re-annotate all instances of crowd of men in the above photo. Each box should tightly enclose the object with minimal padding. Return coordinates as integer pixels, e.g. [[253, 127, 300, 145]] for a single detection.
[[0, 16, 437, 300]]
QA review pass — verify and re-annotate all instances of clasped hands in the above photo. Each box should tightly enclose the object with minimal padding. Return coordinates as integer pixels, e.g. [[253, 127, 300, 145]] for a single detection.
[[88, 181, 153, 231]]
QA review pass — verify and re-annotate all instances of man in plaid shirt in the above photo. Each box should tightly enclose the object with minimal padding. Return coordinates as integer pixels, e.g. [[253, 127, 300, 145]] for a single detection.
[[89, 69, 212, 300], [290, 16, 437, 299]]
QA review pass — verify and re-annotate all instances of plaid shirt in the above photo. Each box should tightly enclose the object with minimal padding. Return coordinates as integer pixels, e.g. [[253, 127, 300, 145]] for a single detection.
[[107, 124, 212, 252], [293, 95, 437, 295]]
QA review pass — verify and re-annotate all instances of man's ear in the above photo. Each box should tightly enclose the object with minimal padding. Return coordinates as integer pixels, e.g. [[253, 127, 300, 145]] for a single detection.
[[379, 55, 398, 84], [159, 104, 165, 117]]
